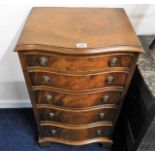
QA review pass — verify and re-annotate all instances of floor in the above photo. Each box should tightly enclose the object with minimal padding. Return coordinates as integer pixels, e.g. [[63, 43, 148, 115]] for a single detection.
[[0, 108, 108, 151]]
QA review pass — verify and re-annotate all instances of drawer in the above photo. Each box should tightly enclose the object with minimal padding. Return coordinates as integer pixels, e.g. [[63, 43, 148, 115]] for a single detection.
[[25, 53, 132, 71], [41, 125, 112, 141], [30, 71, 127, 90], [34, 90, 122, 108], [38, 105, 117, 125]]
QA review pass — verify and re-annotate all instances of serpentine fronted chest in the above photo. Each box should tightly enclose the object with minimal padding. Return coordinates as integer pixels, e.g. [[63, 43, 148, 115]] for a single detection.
[[14, 7, 142, 148]]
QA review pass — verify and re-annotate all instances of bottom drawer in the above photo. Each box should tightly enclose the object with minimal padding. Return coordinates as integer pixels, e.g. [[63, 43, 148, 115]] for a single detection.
[[40, 125, 112, 141]]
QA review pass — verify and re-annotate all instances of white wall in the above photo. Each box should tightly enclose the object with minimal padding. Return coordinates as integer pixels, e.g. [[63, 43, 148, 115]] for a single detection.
[[0, 3, 155, 108]]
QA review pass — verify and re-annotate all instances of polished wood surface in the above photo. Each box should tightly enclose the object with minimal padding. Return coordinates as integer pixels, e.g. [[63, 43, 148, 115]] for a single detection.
[[38, 105, 117, 125], [40, 120, 112, 129], [40, 125, 112, 141], [34, 90, 122, 108], [15, 7, 142, 148], [25, 52, 133, 71], [39, 137, 113, 146], [30, 71, 127, 90], [15, 8, 142, 53]]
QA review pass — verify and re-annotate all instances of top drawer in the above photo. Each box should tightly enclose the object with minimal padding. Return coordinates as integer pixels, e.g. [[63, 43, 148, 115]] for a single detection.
[[24, 52, 133, 71]]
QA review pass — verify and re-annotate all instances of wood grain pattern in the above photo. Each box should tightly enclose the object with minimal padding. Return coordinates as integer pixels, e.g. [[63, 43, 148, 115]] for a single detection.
[[40, 121, 112, 129], [34, 90, 122, 108], [15, 7, 142, 53], [25, 52, 133, 71], [32, 85, 124, 94], [37, 105, 117, 125], [29, 71, 127, 90], [40, 125, 112, 141], [14, 7, 142, 147]]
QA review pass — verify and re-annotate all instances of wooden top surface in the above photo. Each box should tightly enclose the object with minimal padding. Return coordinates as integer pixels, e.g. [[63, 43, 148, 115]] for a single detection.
[[15, 7, 142, 54]]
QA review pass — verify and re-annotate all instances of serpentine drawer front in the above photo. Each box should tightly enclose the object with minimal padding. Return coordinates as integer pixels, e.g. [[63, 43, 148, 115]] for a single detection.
[[25, 53, 133, 71], [14, 7, 142, 149], [29, 71, 127, 90], [37, 105, 117, 125], [33, 90, 122, 108], [40, 124, 113, 142]]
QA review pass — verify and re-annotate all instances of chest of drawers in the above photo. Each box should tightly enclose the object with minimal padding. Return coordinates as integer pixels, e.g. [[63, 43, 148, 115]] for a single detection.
[[14, 7, 142, 148]]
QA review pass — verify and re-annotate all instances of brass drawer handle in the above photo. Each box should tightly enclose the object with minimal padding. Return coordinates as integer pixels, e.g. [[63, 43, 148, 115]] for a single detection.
[[106, 76, 114, 84], [96, 129, 102, 136], [109, 57, 118, 66], [99, 112, 105, 119], [102, 95, 109, 103], [42, 75, 51, 84], [49, 112, 55, 118], [45, 95, 53, 103], [39, 57, 48, 66], [51, 129, 57, 136]]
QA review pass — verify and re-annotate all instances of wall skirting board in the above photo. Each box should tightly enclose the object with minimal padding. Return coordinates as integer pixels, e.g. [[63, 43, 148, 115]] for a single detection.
[[0, 100, 31, 108], [0, 82, 31, 108]]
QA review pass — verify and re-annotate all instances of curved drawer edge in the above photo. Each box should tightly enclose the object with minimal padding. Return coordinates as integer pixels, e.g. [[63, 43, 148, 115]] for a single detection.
[[40, 121, 113, 129], [15, 44, 142, 54], [27, 67, 129, 76], [32, 86, 124, 94], [23, 51, 135, 56], [39, 136, 113, 146], [36, 104, 117, 112]]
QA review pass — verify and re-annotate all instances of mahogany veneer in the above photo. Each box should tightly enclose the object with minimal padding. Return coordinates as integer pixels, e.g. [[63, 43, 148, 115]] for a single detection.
[[25, 53, 133, 71], [41, 124, 113, 141], [14, 7, 142, 149], [38, 105, 117, 125], [34, 90, 122, 108]]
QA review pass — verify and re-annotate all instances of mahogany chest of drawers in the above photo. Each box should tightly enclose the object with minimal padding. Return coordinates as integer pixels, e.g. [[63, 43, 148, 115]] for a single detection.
[[14, 7, 142, 148]]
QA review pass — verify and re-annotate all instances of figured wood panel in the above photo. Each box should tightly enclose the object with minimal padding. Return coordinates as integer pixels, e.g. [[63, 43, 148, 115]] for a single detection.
[[41, 125, 112, 141], [38, 106, 117, 125], [34, 90, 122, 108], [25, 53, 132, 71], [29, 71, 127, 90]]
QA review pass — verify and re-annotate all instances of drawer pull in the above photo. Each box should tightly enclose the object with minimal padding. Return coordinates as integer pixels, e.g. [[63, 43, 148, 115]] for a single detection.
[[109, 57, 118, 66], [102, 95, 109, 103], [42, 76, 51, 84], [99, 112, 105, 119], [106, 76, 114, 84], [45, 95, 53, 103], [51, 129, 57, 136], [96, 129, 102, 136], [39, 57, 48, 66], [49, 112, 55, 118]]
